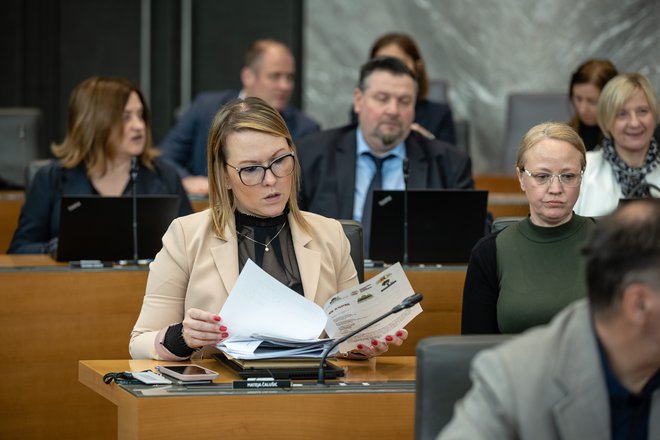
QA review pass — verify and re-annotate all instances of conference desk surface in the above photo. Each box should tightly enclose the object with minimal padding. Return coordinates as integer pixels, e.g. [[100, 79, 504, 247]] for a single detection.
[[79, 357, 416, 439], [0, 255, 464, 439]]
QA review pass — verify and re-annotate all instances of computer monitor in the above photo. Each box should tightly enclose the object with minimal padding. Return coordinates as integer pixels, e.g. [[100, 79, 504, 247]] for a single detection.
[[369, 189, 488, 264], [56, 195, 180, 262]]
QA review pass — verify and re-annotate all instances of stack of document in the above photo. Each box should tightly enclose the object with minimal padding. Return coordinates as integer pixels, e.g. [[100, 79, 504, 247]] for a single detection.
[[216, 260, 334, 360], [216, 260, 422, 359], [220, 336, 335, 360]]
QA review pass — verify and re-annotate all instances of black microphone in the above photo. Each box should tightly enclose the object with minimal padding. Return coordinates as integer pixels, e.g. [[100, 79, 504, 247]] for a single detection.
[[317, 292, 423, 385], [130, 156, 139, 263], [402, 157, 410, 265]]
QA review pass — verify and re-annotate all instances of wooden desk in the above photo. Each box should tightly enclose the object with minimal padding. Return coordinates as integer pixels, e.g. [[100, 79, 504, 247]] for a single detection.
[[0, 259, 464, 439], [474, 174, 530, 218], [475, 174, 521, 193], [0, 262, 148, 439], [0, 191, 23, 252], [487, 193, 529, 218], [79, 357, 416, 439], [366, 267, 465, 356]]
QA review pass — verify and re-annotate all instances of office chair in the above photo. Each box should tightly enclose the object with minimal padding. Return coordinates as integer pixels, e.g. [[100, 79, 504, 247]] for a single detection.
[[24, 159, 52, 190], [427, 79, 448, 103], [0, 108, 46, 188], [501, 93, 571, 172], [415, 335, 510, 440], [338, 219, 364, 283], [491, 216, 524, 233]]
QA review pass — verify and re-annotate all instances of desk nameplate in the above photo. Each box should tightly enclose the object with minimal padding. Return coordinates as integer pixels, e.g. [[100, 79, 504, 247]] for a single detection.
[[120, 379, 415, 397]]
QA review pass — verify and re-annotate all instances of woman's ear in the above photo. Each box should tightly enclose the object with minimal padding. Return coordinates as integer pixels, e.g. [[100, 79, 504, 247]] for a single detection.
[[516, 167, 526, 192]]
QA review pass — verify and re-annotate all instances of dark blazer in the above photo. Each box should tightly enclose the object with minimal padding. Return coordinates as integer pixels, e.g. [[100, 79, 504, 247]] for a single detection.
[[8, 158, 193, 254], [350, 98, 456, 145], [296, 124, 474, 219], [159, 90, 321, 177]]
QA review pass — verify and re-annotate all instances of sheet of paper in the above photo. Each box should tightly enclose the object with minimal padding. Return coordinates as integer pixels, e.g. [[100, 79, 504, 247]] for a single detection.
[[323, 263, 423, 352], [219, 259, 327, 341]]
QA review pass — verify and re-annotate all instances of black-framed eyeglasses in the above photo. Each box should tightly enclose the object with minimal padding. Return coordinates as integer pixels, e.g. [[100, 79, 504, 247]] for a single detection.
[[521, 169, 583, 188], [226, 152, 295, 186]]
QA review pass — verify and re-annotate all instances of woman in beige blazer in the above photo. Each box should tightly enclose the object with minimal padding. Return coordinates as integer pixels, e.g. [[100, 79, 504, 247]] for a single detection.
[[130, 97, 406, 360]]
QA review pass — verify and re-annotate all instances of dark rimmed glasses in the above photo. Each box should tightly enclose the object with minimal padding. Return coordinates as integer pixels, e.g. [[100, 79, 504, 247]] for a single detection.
[[226, 152, 295, 186], [521, 169, 583, 188]]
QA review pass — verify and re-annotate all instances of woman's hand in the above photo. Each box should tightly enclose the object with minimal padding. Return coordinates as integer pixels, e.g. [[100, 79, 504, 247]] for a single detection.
[[181, 308, 230, 349], [343, 329, 408, 359]]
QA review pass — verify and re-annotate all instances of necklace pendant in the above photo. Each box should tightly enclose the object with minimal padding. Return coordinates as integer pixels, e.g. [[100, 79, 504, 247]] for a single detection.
[[265, 246, 270, 252]]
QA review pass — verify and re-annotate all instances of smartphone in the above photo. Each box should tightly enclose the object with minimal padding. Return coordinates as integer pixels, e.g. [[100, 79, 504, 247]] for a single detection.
[[156, 365, 219, 381]]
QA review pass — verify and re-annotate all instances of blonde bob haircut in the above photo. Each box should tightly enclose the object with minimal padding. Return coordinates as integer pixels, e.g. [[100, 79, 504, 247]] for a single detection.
[[597, 73, 659, 139], [52, 76, 158, 176], [207, 97, 309, 239], [516, 122, 587, 171]]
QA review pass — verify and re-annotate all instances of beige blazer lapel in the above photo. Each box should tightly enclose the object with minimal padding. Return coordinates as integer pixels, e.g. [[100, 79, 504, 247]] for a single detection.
[[551, 303, 610, 440], [552, 384, 610, 439], [289, 214, 321, 303], [210, 224, 240, 296]]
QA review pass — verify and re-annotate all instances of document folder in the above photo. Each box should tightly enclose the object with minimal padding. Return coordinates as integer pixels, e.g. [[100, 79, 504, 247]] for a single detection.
[[213, 352, 345, 380]]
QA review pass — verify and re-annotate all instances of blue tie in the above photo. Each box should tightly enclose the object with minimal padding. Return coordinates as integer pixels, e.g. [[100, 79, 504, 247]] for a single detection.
[[361, 153, 394, 256]]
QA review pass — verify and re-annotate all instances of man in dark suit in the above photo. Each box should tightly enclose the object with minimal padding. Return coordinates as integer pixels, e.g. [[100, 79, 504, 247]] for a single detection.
[[297, 57, 473, 252], [160, 39, 320, 194]]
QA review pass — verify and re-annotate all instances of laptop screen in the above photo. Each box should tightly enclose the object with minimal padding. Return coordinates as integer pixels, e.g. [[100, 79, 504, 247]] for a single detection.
[[369, 189, 488, 263], [56, 195, 181, 262]]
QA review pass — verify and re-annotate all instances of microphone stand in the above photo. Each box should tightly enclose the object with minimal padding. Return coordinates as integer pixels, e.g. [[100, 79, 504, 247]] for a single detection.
[[130, 156, 139, 264], [402, 158, 410, 265], [317, 292, 423, 385]]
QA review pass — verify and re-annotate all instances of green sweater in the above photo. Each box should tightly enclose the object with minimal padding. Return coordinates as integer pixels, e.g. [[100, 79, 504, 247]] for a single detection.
[[495, 215, 595, 333]]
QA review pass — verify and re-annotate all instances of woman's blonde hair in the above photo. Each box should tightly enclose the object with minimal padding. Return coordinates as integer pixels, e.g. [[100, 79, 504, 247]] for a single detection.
[[598, 73, 659, 139], [207, 97, 309, 239], [516, 122, 586, 170], [51, 76, 158, 176]]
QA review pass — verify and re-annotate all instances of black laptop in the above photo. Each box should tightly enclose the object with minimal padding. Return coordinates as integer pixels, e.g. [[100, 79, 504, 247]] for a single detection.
[[56, 195, 180, 262], [369, 189, 488, 263]]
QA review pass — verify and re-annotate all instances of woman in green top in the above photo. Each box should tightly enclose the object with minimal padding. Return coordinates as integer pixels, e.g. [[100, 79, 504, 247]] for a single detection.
[[462, 122, 596, 334]]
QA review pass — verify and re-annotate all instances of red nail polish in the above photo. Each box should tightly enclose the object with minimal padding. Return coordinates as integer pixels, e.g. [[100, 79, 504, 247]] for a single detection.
[[213, 316, 221, 322], [371, 340, 378, 346], [221, 332, 229, 338], [385, 335, 393, 342], [219, 325, 227, 331], [396, 331, 403, 337], [357, 344, 364, 350]]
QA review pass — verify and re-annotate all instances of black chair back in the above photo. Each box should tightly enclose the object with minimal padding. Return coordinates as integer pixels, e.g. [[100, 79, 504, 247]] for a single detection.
[[491, 216, 524, 233], [338, 219, 364, 283], [0, 108, 46, 188], [415, 335, 510, 440]]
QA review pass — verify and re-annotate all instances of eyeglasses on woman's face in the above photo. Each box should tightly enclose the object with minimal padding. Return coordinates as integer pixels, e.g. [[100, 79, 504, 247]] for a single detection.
[[225, 152, 295, 186], [521, 169, 583, 187]]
